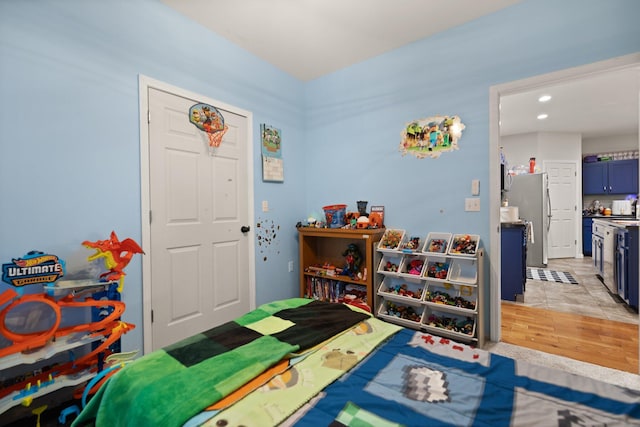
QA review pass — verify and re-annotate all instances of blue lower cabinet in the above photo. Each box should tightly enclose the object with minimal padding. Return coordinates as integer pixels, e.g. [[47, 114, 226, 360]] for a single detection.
[[582, 217, 592, 256], [501, 223, 526, 301], [628, 227, 638, 310]]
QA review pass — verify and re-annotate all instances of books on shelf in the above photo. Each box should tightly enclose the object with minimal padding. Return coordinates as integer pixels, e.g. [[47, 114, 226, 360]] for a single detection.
[[305, 276, 367, 305]]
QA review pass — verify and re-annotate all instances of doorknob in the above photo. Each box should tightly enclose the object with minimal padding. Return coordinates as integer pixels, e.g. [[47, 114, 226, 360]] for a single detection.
[[241, 225, 251, 233]]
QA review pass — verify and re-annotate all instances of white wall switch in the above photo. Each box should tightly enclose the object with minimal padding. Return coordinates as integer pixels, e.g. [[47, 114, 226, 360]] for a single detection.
[[288, 260, 294, 272], [465, 198, 481, 212], [471, 179, 480, 196], [262, 200, 269, 212]]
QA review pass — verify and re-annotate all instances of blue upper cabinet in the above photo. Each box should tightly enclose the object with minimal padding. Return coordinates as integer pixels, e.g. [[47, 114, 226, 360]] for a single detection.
[[583, 159, 638, 195], [583, 162, 608, 194], [609, 159, 638, 194]]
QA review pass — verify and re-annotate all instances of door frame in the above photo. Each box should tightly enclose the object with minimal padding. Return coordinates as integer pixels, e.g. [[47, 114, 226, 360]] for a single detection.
[[489, 52, 640, 343], [138, 75, 256, 354]]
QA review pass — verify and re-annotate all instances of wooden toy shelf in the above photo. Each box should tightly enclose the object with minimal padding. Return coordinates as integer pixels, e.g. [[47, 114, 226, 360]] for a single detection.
[[298, 227, 385, 312]]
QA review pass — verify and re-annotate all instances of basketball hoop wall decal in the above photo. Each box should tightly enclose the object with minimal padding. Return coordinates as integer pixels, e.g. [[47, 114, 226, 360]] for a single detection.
[[189, 103, 229, 152]]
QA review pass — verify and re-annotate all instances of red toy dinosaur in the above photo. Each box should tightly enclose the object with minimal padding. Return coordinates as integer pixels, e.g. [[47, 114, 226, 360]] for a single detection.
[[82, 231, 144, 292]]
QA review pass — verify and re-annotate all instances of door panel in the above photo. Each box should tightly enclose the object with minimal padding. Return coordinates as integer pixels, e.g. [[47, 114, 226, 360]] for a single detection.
[[213, 241, 240, 305], [148, 87, 250, 350], [168, 246, 201, 321]]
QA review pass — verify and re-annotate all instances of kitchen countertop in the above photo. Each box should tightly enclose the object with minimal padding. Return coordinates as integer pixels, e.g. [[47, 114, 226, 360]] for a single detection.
[[591, 217, 639, 228], [583, 214, 636, 220], [500, 221, 525, 228]]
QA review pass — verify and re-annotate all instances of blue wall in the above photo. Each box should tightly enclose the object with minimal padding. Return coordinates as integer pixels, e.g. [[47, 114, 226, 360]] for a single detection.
[[0, 0, 306, 351], [1, 0, 639, 352], [305, 0, 640, 234]]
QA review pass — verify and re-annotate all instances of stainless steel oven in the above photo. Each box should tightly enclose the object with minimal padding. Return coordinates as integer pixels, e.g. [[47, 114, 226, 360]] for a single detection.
[[592, 220, 617, 294], [592, 221, 604, 279]]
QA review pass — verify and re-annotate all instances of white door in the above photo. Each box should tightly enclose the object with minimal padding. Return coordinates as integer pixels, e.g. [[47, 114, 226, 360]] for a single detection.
[[147, 87, 252, 350], [546, 161, 577, 259]]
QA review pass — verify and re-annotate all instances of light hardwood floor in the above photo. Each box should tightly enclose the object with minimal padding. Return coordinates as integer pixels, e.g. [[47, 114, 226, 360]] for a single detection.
[[501, 257, 638, 374], [501, 302, 638, 374]]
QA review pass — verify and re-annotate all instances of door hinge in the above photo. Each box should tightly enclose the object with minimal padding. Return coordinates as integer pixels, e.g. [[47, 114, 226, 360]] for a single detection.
[[151, 309, 154, 323], [149, 210, 152, 224], [147, 110, 151, 123]]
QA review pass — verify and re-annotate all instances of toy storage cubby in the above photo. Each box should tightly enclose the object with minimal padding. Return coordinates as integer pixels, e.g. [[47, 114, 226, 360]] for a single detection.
[[375, 229, 484, 345], [298, 227, 385, 312]]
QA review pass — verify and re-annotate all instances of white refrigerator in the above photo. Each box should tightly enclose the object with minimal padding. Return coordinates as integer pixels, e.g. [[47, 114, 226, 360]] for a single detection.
[[507, 173, 550, 267]]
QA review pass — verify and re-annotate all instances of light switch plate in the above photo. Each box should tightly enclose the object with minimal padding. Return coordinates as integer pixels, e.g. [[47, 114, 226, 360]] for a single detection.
[[465, 198, 480, 211], [471, 179, 480, 196]]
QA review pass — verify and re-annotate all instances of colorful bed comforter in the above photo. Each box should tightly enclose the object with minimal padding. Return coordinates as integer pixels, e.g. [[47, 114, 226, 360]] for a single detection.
[[73, 297, 640, 427], [72, 298, 371, 427], [289, 330, 640, 426]]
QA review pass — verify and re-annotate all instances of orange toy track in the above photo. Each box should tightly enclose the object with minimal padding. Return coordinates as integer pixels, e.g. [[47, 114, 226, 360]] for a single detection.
[[0, 290, 127, 358], [0, 288, 134, 400]]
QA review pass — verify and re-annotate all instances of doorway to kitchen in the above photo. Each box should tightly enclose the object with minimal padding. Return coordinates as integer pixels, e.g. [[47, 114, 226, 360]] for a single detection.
[[489, 53, 640, 371]]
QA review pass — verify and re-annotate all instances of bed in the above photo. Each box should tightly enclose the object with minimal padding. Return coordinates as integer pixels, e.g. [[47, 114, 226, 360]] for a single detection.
[[72, 298, 640, 426]]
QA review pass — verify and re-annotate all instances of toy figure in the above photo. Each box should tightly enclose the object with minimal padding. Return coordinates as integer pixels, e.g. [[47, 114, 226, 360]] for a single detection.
[[341, 244, 362, 279], [384, 261, 398, 272], [403, 237, 420, 251], [407, 259, 424, 275], [83, 231, 144, 292]]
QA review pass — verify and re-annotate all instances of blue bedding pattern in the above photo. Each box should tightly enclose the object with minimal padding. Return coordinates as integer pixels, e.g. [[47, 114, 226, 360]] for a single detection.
[[291, 329, 640, 427]]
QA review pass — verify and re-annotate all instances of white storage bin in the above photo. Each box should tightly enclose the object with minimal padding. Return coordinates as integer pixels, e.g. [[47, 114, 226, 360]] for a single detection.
[[399, 235, 422, 253], [422, 308, 476, 338], [377, 253, 403, 274], [377, 229, 405, 251], [423, 282, 477, 313], [448, 257, 478, 284], [399, 254, 426, 277], [423, 258, 450, 281], [378, 275, 424, 303], [377, 299, 424, 329], [422, 232, 452, 255], [447, 234, 480, 256]]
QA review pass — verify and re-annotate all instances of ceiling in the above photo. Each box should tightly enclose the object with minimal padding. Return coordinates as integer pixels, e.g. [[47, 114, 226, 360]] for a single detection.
[[499, 67, 640, 139], [161, 0, 521, 82], [161, 0, 639, 139]]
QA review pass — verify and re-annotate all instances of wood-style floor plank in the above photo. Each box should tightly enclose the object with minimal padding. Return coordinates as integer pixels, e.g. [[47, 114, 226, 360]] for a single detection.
[[501, 302, 638, 374]]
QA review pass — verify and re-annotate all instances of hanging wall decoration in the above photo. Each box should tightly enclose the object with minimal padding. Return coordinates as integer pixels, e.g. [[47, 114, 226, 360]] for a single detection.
[[189, 103, 229, 154], [399, 115, 465, 159], [261, 124, 284, 182]]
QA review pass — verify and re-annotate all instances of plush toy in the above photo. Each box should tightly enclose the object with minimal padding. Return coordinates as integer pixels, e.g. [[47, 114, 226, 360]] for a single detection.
[[356, 216, 369, 229], [368, 212, 383, 228], [345, 211, 359, 227]]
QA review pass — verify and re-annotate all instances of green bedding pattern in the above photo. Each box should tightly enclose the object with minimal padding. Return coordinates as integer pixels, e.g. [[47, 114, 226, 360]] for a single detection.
[[331, 402, 405, 427], [200, 316, 402, 426], [72, 298, 369, 427]]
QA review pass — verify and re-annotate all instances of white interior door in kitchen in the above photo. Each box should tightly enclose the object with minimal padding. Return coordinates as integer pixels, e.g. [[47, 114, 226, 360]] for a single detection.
[[140, 77, 255, 352], [546, 161, 577, 259]]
